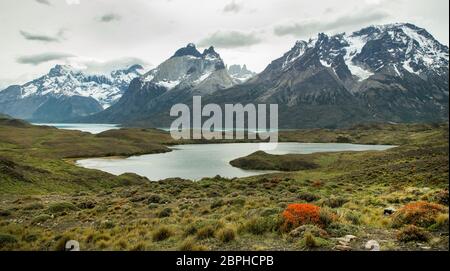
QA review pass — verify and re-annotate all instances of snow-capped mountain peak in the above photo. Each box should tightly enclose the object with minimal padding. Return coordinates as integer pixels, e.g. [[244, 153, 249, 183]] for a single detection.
[[282, 23, 449, 82], [282, 39, 317, 69], [11, 64, 143, 108], [48, 64, 73, 77], [141, 43, 233, 92]]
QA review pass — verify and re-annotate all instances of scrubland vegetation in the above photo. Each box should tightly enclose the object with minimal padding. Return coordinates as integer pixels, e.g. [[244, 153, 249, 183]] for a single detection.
[[0, 116, 448, 251]]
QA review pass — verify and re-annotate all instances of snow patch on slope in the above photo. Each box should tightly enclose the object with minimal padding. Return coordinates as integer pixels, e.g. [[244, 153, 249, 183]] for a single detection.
[[344, 35, 374, 81]]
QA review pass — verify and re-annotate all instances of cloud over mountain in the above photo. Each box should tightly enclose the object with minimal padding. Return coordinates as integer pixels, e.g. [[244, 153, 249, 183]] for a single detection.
[[198, 30, 262, 48], [16, 52, 74, 65], [274, 9, 389, 37]]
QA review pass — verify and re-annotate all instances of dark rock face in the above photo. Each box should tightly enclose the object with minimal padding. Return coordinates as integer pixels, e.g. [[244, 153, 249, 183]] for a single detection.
[[206, 23, 449, 128], [171, 43, 203, 59], [31, 96, 103, 122]]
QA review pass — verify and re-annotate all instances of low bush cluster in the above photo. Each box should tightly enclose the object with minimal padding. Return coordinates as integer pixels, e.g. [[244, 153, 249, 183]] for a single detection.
[[282, 204, 321, 232], [392, 201, 447, 228], [397, 225, 431, 242], [152, 227, 173, 242]]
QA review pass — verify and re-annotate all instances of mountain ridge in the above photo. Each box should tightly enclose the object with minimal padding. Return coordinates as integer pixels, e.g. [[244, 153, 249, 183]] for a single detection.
[[0, 64, 143, 122], [1, 23, 448, 128]]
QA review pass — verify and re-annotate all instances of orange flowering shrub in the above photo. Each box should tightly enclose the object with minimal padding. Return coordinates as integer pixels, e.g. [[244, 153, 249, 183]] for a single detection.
[[282, 203, 321, 232], [392, 201, 447, 228]]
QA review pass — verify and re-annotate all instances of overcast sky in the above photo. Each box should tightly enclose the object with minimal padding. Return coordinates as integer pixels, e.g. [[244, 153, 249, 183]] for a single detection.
[[0, 0, 448, 88]]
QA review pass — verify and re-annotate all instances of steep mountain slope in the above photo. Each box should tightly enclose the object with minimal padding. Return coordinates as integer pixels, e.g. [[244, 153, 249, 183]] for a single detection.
[[86, 44, 237, 124], [0, 65, 143, 122], [207, 23, 449, 128]]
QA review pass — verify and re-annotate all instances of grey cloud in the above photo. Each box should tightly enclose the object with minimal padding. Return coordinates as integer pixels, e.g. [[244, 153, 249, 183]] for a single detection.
[[35, 0, 51, 5], [19, 29, 65, 43], [223, 1, 243, 13], [98, 13, 122, 23], [198, 30, 262, 48], [16, 53, 74, 65], [274, 9, 390, 37]]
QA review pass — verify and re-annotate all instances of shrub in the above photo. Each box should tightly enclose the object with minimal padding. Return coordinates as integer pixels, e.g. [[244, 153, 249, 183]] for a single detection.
[[0, 234, 17, 246], [210, 199, 225, 209], [227, 197, 246, 207], [242, 216, 280, 235], [0, 210, 11, 217], [53, 235, 74, 251], [47, 202, 78, 214], [345, 211, 362, 225], [282, 204, 321, 232], [429, 213, 449, 232], [23, 203, 45, 210], [183, 224, 198, 237], [397, 225, 431, 242], [323, 197, 347, 208], [23, 234, 39, 243], [302, 232, 318, 248], [325, 223, 359, 237], [77, 200, 96, 209], [196, 226, 216, 240], [289, 224, 328, 238], [216, 228, 236, 243], [319, 208, 336, 228], [260, 208, 281, 217], [32, 214, 52, 225], [434, 190, 449, 206], [392, 201, 447, 228], [158, 208, 172, 218], [100, 220, 115, 229], [152, 227, 173, 242], [147, 194, 164, 204], [336, 136, 352, 143], [130, 242, 147, 251], [298, 192, 320, 202], [179, 238, 207, 251]]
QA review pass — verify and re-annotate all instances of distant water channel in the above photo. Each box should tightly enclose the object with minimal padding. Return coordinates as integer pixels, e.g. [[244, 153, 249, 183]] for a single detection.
[[77, 143, 395, 181], [33, 123, 119, 134]]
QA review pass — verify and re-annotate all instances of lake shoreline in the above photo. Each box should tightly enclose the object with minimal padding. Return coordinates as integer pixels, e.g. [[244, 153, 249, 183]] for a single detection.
[[76, 143, 395, 181]]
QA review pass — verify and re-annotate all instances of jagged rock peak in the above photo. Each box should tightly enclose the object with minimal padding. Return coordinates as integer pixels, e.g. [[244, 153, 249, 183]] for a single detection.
[[202, 46, 219, 57], [48, 64, 73, 77], [125, 64, 144, 73], [171, 43, 202, 59]]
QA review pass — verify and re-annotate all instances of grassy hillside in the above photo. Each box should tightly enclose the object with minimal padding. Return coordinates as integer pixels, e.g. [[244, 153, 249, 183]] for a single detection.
[[0, 119, 172, 194], [230, 151, 320, 171], [0, 120, 448, 251]]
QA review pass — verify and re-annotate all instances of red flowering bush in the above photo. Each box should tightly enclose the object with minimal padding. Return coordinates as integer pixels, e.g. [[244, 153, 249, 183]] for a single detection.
[[282, 203, 321, 232], [392, 201, 447, 228]]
